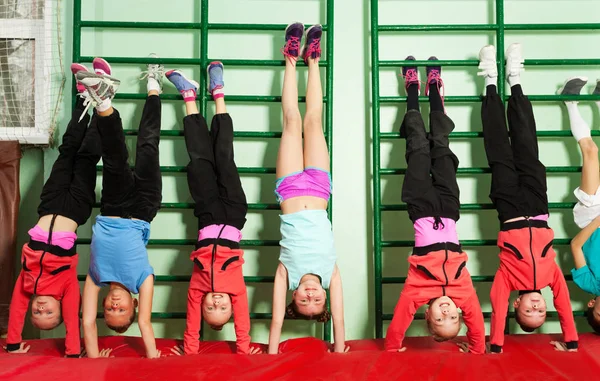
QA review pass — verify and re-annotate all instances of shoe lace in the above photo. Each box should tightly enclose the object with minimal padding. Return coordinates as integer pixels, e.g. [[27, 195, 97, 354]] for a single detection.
[[139, 65, 165, 81], [282, 36, 300, 57], [426, 70, 445, 110], [403, 68, 419, 87], [305, 38, 321, 60], [77, 79, 116, 121]]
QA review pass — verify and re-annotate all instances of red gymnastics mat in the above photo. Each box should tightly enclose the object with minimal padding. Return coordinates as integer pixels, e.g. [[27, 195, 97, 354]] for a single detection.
[[2, 334, 600, 381]]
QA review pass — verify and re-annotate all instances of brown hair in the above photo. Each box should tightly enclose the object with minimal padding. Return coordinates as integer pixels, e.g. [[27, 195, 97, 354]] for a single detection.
[[106, 309, 136, 334], [514, 310, 543, 333], [285, 301, 331, 322], [586, 307, 600, 334], [426, 318, 461, 342]]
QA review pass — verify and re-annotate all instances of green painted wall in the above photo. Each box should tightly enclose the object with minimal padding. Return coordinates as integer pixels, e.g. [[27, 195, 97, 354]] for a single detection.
[[30, 0, 600, 344]]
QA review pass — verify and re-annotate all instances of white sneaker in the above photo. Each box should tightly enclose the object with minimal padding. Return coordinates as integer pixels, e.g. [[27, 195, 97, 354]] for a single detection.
[[505, 43, 524, 83], [75, 71, 120, 119], [477, 45, 497, 78], [140, 53, 165, 93]]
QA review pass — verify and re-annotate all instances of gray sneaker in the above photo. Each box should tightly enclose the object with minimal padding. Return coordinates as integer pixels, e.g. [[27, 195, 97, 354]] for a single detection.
[[75, 71, 120, 118], [140, 53, 165, 92], [557, 76, 588, 95], [593, 79, 600, 95]]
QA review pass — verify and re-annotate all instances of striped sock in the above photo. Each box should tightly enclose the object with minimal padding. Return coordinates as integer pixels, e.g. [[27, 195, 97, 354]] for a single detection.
[[212, 86, 224, 100], [182, 89, 196, 102]]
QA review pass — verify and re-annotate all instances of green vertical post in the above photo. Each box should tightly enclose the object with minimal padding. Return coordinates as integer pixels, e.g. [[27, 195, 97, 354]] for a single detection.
[[71, 0, 82, 109], [323, 0, 335, 343], [200, 0, 209, 117], [496, 0, 505, 101], [371, 0, 383, 339]]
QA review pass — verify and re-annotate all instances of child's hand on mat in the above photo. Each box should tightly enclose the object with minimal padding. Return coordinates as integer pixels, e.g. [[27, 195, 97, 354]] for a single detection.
[[169, 345, 184, 356], [550, 341, 578, 352], [248, 346, 263, 355], [3, 342, 30, 353], [98, 348, 114, 358], [78, 349, 87, 358], [328, 344, 350, 353], [146, 349, 161, 359], [485, 343, 502, 354], [396, 347, 407, 353], [455, 342, 470, 353]]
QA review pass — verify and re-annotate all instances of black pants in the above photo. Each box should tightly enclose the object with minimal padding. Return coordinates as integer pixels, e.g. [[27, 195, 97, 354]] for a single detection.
[[401, 110, 460, 222], [37, 98, 102, 226], [184, 113, 247, 230], [97, 95, 162, 222], [482, 86, 548, 222]]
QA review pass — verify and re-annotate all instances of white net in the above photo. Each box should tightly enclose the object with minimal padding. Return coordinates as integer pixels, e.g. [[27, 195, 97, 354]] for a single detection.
[[0, 0, 65, 145]]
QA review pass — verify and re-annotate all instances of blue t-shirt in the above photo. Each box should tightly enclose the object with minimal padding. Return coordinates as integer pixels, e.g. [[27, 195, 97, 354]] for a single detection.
[[279, 210, 336, 290], [89, 216, 154, 294], [572, 228, 600, 295]]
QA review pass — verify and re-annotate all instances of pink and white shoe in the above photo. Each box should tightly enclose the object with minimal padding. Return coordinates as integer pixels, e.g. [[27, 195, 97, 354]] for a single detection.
[[70, 63, 90, 93], [92, 57, 112, 76]]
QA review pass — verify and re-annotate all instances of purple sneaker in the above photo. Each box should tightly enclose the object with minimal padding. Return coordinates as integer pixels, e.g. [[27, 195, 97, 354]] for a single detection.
[[425, 56, 443, 96], [282, 22, 304, 59], [402, 56, 420, 91], [301, 24, 322, 63], [92, 57, 112, 76]]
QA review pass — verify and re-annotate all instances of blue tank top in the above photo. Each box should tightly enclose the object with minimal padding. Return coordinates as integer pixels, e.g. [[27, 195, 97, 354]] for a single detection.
[[279, 210, 336, 290], [572, 228, 600, 295], [89, 216, 154, 294]]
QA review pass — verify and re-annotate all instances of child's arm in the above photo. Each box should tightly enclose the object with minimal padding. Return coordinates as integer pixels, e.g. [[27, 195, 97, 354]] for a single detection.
[[183, 286, 204, 355], [329, 266, 346, 353], [384, 287, 419, 351], [571, 215, 600, 270], [82, 275, 101, 358], [232, 292, 251, 354], [62, 276, 82, 357], [489, 269, 511, 353], [459, 292, 486, 354], [138, 275, 159, 358], [5, 272, 30, 352], [550, 264, 579, 350], [268, 263, 288, 354]]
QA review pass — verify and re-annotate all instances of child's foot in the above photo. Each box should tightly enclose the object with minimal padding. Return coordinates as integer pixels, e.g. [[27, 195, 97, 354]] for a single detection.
[[557, 76, 588, 97], [401, 56, 420, 91], [425, 56, 443, 96], [141, 53, 165, 94], [478, 45, 498, 88], [505, 43, 524, 86], [301, 24, 322, 63], [207, 61, 225, 100], [282, 22, 304, 59], [75, 71, 120, 116], [70, 63, 90, 94], [166, 70, 199, 102], [92, 57, 112, 76]]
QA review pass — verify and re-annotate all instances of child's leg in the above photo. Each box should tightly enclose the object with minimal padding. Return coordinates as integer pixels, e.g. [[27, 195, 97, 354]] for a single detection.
[[131, 93, 162, 222], [38, 97, 91, 219], [276, 56, 304, 179], [579, 138, 600, 195], [63, 118, 102, 226], [482, 85, 522, 222], [208, 64, 247, 230], [506, 84, 548, 215], [302, 54, 329, 172], [428, 64, 459, 220]]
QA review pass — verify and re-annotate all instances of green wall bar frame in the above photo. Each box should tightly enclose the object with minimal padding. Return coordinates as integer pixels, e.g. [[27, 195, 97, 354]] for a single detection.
[[371, 0, 594, 338], [72, 0, 335, 342]]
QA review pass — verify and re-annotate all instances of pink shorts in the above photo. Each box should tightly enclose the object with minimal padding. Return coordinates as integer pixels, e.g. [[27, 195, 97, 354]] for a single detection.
[[274, 167, 332, 203]]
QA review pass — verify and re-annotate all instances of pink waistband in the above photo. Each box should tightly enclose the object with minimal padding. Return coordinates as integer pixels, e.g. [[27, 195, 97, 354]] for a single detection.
[[28, 225, 77, 250], [198, 224, 242, 243], [529, 214, 549, 221], [414, 217, 459, 247]]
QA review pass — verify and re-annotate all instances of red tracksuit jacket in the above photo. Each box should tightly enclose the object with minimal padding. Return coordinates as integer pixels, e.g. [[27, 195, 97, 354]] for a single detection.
[[184, 244, 251, 354], [490, 220, 578, 352], [385, 243, 485, 354], [7, 242, 80, 356]]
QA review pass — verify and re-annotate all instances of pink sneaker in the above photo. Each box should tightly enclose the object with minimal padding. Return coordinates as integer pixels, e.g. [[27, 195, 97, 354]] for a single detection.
[[92, 57, 112, 76], [70, 63, 90, 93]]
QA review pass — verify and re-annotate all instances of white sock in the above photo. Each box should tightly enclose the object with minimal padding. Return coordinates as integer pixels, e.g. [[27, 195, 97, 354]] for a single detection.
[[566, 102, 590, 142], [507, 73, 521, 87], [96, 98, 112, 113], [485, 75, 498, 88], [147, 77, 161, 93]]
